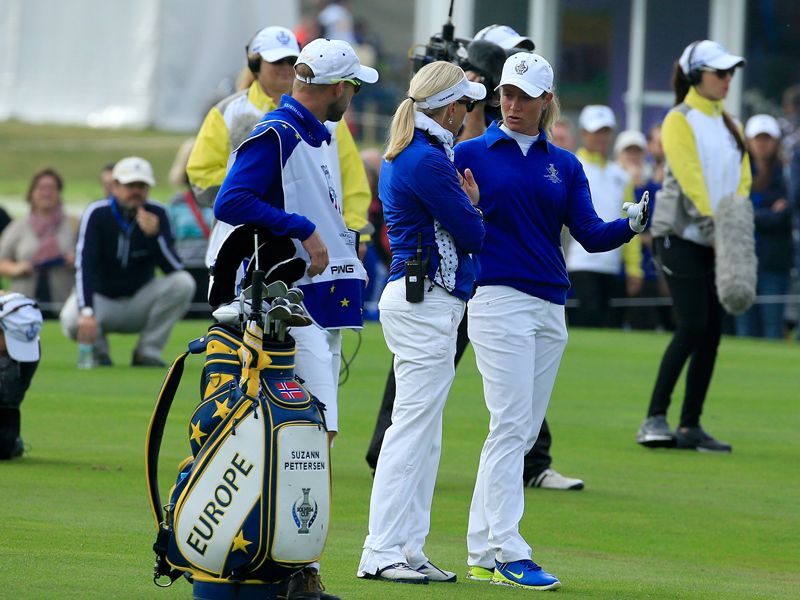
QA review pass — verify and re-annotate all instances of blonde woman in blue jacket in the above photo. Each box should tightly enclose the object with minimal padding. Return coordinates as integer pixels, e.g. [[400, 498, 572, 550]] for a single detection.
[[636, 41, 751, 453]]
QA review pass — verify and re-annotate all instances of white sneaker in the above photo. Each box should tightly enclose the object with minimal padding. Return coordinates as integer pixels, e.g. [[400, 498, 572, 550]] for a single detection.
[[528, 468, 584, 490], [358, 562, 428, 584], [414, 560, 457, 582]]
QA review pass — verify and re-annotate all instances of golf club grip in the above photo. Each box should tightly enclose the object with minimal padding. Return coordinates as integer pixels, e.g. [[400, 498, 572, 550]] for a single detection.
[[250, 269, 265, 328]]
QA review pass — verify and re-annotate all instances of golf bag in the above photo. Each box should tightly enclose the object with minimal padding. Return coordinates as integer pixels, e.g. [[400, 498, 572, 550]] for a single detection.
[[146, 318, 330, 588]]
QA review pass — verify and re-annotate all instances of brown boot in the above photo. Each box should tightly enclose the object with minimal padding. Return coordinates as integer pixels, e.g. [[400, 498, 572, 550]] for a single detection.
[[285, 567, 340, 600]]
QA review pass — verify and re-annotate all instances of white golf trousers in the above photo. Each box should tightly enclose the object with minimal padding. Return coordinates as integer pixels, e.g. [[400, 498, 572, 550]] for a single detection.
[[467, 285, 568, 567], [358, 278, 465, 575], [291, 325, 342, 432]]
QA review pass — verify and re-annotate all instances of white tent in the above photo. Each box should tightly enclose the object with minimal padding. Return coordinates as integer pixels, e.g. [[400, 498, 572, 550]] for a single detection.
[[0, 0, 299, 131]]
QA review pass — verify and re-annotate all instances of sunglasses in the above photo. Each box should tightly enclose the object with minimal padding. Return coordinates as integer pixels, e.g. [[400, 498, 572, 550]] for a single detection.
[[457, 98, 477, 112], [269, 57, 296, 67], [333, 78, 362, 94], [700, 66, 736, 79]]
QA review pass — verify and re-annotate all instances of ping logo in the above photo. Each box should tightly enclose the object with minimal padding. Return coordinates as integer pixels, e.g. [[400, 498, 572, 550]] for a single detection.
[[330, 264, 354, 274]]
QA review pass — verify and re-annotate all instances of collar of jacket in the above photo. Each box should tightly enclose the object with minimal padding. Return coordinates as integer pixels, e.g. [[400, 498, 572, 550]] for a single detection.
[[248, 81, 276, 113], [686, 86, 724, 117], [576, 147, 607, 166], [277, 95, 332, 147], [484, 121, 550, 152]]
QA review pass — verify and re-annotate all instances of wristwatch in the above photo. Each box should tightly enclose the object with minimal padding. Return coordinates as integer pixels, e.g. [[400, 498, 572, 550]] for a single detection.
[[80, 306, 94, 317]]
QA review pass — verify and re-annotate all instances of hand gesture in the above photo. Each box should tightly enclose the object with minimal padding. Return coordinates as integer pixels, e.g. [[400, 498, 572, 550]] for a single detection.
[[623, 190, 649, 234], [136, 207, 160, 237], [459, 168, 480, 206]]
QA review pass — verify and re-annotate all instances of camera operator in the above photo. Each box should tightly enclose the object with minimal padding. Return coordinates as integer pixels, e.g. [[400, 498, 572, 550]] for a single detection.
[[459, 24, 535, 141]]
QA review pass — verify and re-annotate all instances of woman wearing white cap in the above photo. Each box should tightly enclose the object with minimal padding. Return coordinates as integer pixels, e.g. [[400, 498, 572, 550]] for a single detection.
[[357, 61, 486, 584], [454, 52, 646, 590], [735, 114, 791, 339], [636, 40, 751, 453]]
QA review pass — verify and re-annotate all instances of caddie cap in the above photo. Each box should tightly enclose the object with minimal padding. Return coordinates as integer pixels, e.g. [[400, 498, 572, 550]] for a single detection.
[[579, 105, 617, 133], [250, 26, 300, 63], [112, 156, 155, 186], [496, 52, 553, 99], [0, 293, 43, 362], [295, 38, 379, 85]]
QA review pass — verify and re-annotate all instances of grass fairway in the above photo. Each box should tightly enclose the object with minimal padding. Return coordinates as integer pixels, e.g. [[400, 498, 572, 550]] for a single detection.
[[0, 321, 797, 599]]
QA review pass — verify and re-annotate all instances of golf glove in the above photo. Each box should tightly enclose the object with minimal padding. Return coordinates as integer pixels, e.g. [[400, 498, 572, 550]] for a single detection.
[[623, 190, 650, 233]]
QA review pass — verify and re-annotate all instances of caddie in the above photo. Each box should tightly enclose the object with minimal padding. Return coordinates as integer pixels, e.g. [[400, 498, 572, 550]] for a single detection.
[[211, 37, 379, 600]]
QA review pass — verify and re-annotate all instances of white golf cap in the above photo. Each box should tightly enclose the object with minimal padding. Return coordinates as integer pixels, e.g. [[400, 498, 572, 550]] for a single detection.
[[496, 52, 553, 99], [295, 38, 379, 85], [474, 24, 535, 51], [112, 156, 155, 186], [579, 105, 616, 132], [0, 293, 43, 362], [250, 26, 300, 63], [679, 40, 746, 76], [745, 114, 781, 139], [414, 71, 486, 110], [614, 129, 647, 155]]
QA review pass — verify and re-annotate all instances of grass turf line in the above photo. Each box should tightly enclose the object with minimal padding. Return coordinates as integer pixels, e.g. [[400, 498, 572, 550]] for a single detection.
[[0, 322, 797, 599]]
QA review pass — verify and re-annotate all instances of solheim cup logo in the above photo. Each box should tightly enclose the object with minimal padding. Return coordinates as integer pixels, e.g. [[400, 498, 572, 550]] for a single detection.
[[277, 31, 291, 45], [515, 61, 529, 75], [292, 488, 318, 534]]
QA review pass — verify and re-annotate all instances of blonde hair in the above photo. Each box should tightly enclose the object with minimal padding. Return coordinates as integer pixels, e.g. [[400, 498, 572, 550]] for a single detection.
[[384, 61, 465, 160], [540, 93, 561, 140]]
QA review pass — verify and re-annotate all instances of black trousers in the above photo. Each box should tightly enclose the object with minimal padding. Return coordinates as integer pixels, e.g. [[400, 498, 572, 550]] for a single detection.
[[567, 271, 626, 328], [0, 357, 38, 459], [365, 313, 553, 481], [647, 236, 723, 427]]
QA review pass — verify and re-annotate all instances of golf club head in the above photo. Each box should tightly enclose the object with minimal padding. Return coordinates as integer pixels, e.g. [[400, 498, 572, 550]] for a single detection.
[[242, 280, 288, 302], [284, 303, 313, 327], [286, 288, 304, 304]]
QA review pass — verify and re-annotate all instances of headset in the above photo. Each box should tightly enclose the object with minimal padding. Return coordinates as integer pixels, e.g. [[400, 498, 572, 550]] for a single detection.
[[246, 43, 262, 75], [685, 40, 704, 85]]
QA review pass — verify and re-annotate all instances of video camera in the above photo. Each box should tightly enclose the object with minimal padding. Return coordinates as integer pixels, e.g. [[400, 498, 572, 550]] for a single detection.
[[410, 0, 506, 104]]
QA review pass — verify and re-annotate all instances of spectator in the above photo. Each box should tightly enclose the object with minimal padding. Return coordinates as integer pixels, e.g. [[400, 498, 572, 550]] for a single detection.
[[59, 157, 195, 367], [647, 124, 666, 184], [551, 118, 577, 152], [0, 206, 10, 236], [566, 106, 642, 328], [636, 40, 750, 453], [166, 138, 213, 315], [356, 60, 484, 585], [735, 114, 792, 339], [615, 130, 670, 330], [99, 163, 115, 198], [317, 1, 356, 45], [0, 292, 42, 459], [0, 168, 78, 313], [454, 52, 646, 590]]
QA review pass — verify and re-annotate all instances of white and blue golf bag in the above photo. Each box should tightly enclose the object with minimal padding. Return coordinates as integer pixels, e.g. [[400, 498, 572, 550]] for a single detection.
[[146, 287, 330, 596]]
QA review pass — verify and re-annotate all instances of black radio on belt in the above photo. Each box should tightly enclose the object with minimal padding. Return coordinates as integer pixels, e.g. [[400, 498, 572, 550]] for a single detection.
[[405, 233, 428, 303]]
